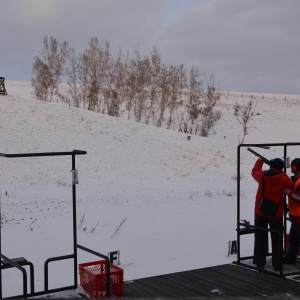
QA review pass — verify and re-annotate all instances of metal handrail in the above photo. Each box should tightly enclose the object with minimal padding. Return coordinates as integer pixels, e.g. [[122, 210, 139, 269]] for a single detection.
[[44, 254, 75, 291], [1, 261, 34, 295], [0, 150, 87, 158], [0, 150, 87, 298], [0, 254, 28, 298], [236, 222, 284, 275]]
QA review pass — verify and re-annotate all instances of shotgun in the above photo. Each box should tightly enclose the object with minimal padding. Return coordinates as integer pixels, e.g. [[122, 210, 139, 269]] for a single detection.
[[247, 147, 270, 165]]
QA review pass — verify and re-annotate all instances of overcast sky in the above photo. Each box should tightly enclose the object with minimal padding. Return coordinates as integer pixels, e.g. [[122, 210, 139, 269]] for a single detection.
[[1, 0, 300, 94]]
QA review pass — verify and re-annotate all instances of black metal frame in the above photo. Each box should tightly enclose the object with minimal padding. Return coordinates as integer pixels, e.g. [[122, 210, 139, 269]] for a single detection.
[[0, 150, 111, 298], [234, 142, 300, 277], [0, 77, 7, 95]]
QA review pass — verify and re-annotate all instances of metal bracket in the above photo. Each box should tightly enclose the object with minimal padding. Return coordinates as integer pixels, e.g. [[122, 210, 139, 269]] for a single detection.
[[284, 157, 290, 168], [72, 169, 78, 184]]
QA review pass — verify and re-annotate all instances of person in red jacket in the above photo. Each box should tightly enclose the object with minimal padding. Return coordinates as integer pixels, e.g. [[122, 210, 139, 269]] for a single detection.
[[252, 157, 294, 271], [282, 158, 300, 265]]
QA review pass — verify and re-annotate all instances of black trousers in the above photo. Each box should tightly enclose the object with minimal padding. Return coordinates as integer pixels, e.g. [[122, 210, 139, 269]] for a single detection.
[[254, 214, 283, 268], [285, 221, 300, 264]]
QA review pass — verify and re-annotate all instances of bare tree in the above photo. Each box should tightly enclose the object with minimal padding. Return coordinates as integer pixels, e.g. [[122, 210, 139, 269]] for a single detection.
[[129, 48, 150, 122], [76, 38, 112, 113], [167, 64, 186, 130], [98, 39, 112, 114], [233, 97, 257, 143], [77, 52, 90, 109], [32, 59, 52, 101], [32, 35, 69, 101], [65, 47, 81, 107], [199, 75, 222, 137], [185, 67, 203, 133], [147, 45, 161, 125], [107, 49, 129, 117], [86, 37, 101, 111], [125, 69, 136, 120], [156, 64, 170, 127]]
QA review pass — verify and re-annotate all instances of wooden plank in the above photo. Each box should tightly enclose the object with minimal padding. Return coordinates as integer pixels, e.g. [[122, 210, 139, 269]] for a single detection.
[[172, 268, 248, 297], [202, 265, 282, 296], [165, 270, 232, 296], [140, 273, 212, 297], [124, 264, 300, 297]]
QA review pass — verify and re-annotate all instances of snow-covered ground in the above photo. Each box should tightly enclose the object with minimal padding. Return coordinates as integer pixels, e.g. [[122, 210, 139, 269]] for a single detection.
[[1, 81, 300, 297]]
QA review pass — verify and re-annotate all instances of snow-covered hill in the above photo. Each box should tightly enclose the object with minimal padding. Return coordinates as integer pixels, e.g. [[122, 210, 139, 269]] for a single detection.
[[1, 81, 300, 297]]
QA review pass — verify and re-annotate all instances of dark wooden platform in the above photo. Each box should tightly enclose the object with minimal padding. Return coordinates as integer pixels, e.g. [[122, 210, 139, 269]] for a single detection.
[[124, 264, 300, 298]]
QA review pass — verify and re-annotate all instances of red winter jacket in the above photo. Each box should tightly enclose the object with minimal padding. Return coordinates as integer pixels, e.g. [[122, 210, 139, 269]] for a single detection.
[[251, 158, 294, 218], [288, 176, 300, 223]]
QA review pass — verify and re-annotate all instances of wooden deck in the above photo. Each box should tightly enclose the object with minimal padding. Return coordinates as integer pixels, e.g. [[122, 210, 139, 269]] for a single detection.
[[28, 262, 300, 298], [124, 263, 300, 298]]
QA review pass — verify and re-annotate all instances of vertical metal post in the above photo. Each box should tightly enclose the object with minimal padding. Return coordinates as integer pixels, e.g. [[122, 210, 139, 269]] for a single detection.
[[283, 145, 288, 253], [72, 154, 78, 288], [0, 189, 2, 298], [237, 145, 241, 262]]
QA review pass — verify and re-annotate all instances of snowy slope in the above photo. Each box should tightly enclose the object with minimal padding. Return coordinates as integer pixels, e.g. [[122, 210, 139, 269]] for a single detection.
[[1, 81, 300, 296]]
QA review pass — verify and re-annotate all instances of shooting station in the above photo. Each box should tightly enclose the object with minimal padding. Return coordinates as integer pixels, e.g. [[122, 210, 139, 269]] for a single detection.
[[235, 142, 300, 277], [3, 147, 300, 298], [0, 77, 7, 95], [0, 150, 118, 299]]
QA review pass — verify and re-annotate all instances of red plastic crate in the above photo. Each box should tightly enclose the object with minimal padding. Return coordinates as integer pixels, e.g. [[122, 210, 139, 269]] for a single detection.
[[79, 260, 124, 298]]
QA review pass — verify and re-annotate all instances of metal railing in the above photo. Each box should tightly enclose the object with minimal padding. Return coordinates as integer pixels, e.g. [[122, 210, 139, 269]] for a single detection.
[[235, 142, 300, 277], [235, 223, 284, 276], [0, 254, 35, 298]]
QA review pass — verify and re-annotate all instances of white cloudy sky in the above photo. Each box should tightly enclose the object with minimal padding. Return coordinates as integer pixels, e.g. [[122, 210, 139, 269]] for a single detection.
[[1, 0, 300, 94]]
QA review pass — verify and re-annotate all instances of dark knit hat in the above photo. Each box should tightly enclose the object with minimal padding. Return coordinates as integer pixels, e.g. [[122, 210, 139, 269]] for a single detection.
[[291, 158, 300, 171], [270, 158, 284, 171]]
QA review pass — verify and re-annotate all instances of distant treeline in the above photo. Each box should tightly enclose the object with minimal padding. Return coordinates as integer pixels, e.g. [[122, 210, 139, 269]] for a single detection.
[[32, 35, 222, 136]]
